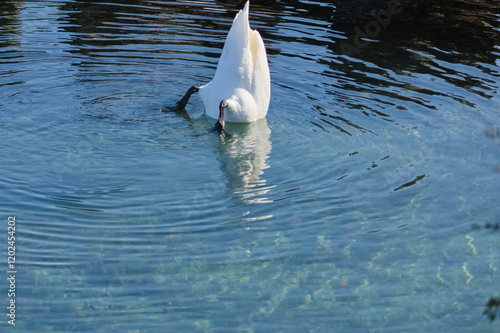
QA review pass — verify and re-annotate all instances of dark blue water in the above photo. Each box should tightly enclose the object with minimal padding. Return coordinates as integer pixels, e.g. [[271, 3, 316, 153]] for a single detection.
[[1, 0, 500, 332]]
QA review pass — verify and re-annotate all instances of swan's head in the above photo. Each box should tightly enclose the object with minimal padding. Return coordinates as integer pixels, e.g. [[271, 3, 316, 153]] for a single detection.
[[224, 98, 242, 114]]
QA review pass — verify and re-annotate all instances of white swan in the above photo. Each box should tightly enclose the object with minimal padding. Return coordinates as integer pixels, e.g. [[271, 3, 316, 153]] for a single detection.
[[171, 1, 271, 137]]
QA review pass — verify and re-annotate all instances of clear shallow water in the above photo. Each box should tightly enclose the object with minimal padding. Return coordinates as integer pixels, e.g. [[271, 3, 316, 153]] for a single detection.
[[1, 0, 500, 331]]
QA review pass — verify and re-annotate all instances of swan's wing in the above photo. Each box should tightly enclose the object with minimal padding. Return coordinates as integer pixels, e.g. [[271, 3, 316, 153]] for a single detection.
[[218, 2, 270, 107], [216, 2, 252, 83], [249, 28, 271, 113], [201, 1, 270, 120]]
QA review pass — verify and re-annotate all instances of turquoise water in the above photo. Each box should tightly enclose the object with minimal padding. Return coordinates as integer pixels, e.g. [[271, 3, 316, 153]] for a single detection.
[[1, 0, 500, 331]]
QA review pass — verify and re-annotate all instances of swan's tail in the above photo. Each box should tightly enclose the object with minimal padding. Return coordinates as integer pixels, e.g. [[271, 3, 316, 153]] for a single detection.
[[222, 1, 251, 58], [201, 1, 270, 121], [220, 2, 270, 108]]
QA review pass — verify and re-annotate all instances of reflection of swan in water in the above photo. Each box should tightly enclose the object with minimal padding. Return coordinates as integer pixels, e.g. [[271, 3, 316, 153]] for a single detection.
[[217, 118, 273, 205]]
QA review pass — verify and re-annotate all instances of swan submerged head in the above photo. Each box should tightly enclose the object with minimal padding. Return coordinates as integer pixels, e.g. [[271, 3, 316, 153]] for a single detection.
[[170, 1, 271, 136]]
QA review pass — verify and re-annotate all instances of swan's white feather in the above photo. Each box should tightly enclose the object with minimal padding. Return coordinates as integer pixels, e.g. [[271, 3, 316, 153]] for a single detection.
[[198, 1, 270, 123]]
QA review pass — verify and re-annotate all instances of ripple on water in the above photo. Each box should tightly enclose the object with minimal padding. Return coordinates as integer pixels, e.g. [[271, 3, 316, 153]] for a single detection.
[[1, 0, 500, 332]]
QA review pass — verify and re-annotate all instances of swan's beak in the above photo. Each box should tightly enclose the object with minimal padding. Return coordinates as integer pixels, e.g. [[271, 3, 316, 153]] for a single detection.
[[215, 100, 230, 138]]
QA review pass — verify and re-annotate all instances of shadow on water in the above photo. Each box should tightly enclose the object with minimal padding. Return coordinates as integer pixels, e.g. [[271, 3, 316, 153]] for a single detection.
[[327, 0, 500, 107], [269, 0, 499, 135], [0, 1, 24, 95], [485, 296, 500, 321], [0, 1, 22, 47], [29, 0, 497, 134]]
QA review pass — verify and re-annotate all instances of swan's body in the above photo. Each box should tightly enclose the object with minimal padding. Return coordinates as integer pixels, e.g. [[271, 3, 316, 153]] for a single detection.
[[199, 1, 270, 123], [171, 1, 270, 134]]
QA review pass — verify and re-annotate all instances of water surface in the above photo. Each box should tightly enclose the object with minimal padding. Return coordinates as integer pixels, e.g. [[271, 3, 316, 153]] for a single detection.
[[1, 0, 500, 332]]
